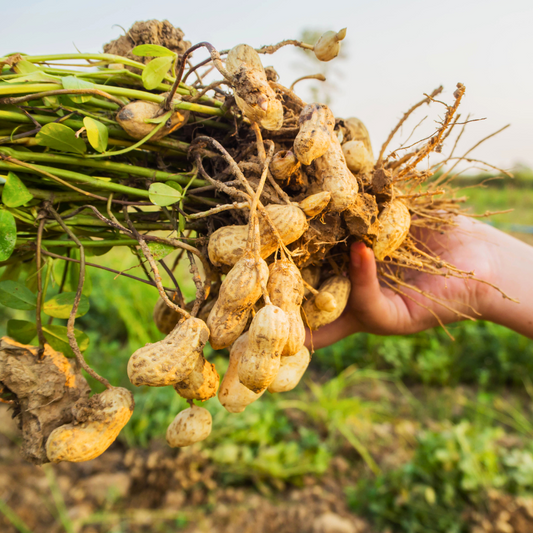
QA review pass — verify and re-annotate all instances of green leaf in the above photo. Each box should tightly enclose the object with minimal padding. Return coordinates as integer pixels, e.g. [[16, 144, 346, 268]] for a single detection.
[[6, 71, 59, 83], [2, 172, 33, 207], [146, 241, 175, 261], [148, 182, 183, 206], [36, 123, 87, 155], [132, 44, 176, 58], [61, 75, 96, 104], [164, 181, 183, 193], [13, 59, 39, 74], [0, 210, 16, 261], [142, 56, 173, 90], [42, 325, 90, 358], [7, 320, 37, 344], [0, 280, 36, 310], [43, 292, 90, 319], [83, 117, 108, 153]]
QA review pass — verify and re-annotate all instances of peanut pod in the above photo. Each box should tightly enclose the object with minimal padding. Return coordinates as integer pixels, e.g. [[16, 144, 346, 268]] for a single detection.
[[226, 44, 283, 131], [174, 355, 220, 401], [46, 387, 134, 463], [127, 317, 210, 387], [313, 28, 347, 62], [270, 150, 300, 181], [267, 259, 305, 356], [208, 204, 308, 267], [302, 275, 351, 330], [268, 346, 311, 393], [207, 252, 269, 350], [116, 100, 189, 140], [166, 404, 212, 448], [314, 132, 359, 212], [238, 304, 289, 393], [342, 140, 374, 174], [218, 332, 265, 413], [294, 103, 336, 165], [373, 200, 411, 261], [297, 191, 331, 218]]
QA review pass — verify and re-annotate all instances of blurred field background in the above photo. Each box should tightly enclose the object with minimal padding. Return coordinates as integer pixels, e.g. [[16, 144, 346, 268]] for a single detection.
[[2, 172, 533, 533]]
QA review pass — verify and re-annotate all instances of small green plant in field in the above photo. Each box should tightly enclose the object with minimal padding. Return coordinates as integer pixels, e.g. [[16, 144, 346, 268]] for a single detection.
[[348, 420, 533, 533]]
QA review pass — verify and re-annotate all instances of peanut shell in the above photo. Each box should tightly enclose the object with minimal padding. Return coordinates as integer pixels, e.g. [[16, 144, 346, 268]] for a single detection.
[[174, 355, 220, 401], [373, 200, 411, 260], [238, 304, 289, 393], [302, 276, 351, 331], [268, 346, 311, 393], [218, 333, 265, 413], [294, 104, 336, 165], [166, 404, 212, 448], [46, 387, 134, 463], [128, 317, 209, 387]]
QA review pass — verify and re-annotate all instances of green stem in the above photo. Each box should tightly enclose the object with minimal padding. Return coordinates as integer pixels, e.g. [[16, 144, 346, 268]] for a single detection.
[[17, 238, 139, 247], [0, 146, 198, 184], [0, 109, 191, 153], [46, 216, 175, 231], [0, 159, 151, 198]]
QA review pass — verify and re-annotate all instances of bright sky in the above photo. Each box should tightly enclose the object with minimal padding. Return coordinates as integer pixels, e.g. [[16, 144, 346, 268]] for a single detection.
[[2, 0, 532, 171]]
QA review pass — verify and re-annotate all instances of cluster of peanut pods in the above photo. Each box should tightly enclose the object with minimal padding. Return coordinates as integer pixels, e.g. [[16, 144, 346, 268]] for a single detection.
[[45, 32, 415, 461], [125, 43, 411, 449]]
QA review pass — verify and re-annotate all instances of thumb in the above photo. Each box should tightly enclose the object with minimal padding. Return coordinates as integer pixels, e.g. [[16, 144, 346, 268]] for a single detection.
[[348, 242, 383, 306]]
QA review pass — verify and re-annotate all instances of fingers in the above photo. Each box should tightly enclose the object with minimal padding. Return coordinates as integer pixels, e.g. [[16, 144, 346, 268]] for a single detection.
[[305, 313, 359, 350]]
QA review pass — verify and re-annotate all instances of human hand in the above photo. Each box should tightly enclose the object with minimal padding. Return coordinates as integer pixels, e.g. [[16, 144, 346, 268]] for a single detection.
[[307, 216, 529, 350]]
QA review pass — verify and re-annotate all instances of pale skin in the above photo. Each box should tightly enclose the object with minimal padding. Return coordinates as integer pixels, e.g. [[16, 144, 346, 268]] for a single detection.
[[307, 217, 533, 350]]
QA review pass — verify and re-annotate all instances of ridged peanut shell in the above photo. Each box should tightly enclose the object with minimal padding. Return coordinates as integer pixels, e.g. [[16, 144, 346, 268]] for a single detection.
[[342, 140, 374, 174], [297, 191, 332, 218], [46, 387, 134, 463], [373, 200, 411, 260], [153, 295, 181, 334], [208, 204, 308, 267], [207, 252, 269, 350], [270, 150, 301, 181], [127, 317, 209, 387], [166, 404, 212, 448], [268, 346, 311, 393], [315, 291, 337, 312], [344, 117, 373, 156], [313, 28, 347, 62], [294, 104, 335, 165], [116, 100, 189, 141], [238, 305, 289, 393], [314, 133, 359, 212], [267, 260, 305, 356], [302, 276, 351, 331], [174, 355, 220, 401], [226, 44, 265, 76], [218, 333, 265, 413]]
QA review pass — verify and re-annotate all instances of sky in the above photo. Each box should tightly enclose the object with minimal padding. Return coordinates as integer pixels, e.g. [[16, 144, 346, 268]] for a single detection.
[[1, 0, 532, 171]]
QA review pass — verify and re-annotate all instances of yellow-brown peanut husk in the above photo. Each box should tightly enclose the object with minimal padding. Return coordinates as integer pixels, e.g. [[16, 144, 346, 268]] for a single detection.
[[344, 117, 373, 156], [166, 404, 212, 448], [198, 298, 217, 324], [297, 191, 331, 218], [238, 304, 289, 393], [302, 276, 351, 330], [270, 150, 300, 181], [174, 355, 220, 401], [207, 252, 269, 350], [208, 204, 308, 267], [153, 294, 181, 334], [267, 259, 306, 356], [313, 28, 347, 62], [314, 291, 337, 312], [218, 333, 265, 413], [373, 200, 411, 261], [116, 100, 189, 140], [46, 387, 134, 463], [268, 346, 311, 393], [314, 132, 359, 212], [301, 265, 321, 297], [226, 44, 283, 130], [342, 140, 374, 174], [294, 104, 336, 165], [127, 317, 209, 387]]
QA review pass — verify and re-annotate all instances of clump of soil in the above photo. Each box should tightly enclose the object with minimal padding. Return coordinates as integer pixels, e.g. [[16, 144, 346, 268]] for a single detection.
[[103, 19, 191, 71], [0, 337, 90, 464]]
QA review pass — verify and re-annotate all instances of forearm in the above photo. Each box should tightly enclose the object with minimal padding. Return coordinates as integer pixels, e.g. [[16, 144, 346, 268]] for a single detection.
[[480, 225, 533, 338]]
